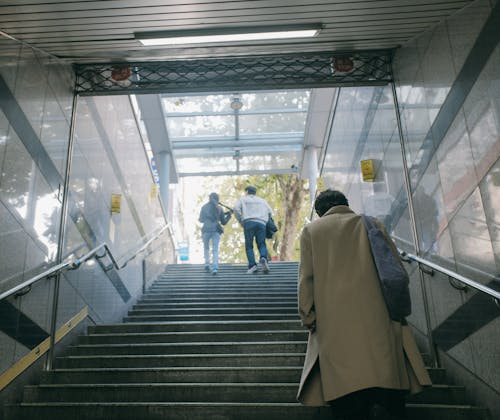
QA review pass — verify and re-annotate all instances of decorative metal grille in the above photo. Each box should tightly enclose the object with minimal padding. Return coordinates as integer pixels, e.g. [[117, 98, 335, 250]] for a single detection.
[[74, 50, 393, 96]]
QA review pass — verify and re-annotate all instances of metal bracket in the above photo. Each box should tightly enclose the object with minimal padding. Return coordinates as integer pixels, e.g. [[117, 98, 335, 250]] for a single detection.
[[448, 276, 468, 292], [418, 264, 434, 276], [14, 285, 32, 298]]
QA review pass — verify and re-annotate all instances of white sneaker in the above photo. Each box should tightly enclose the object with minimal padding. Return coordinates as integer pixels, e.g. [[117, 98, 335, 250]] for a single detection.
[[246, 265, 258, 274], [260, 257, 270, 274]]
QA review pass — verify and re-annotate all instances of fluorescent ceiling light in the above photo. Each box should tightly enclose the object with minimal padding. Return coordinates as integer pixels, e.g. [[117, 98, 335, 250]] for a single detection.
[[136, 25, 321, 46]]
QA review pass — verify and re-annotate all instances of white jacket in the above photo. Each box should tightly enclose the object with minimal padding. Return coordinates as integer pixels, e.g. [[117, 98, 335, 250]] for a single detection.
[[233, 195, 272, 225]]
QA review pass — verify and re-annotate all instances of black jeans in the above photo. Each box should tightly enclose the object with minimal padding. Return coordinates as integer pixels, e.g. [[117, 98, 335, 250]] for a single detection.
[[329, 388, 406, 420]]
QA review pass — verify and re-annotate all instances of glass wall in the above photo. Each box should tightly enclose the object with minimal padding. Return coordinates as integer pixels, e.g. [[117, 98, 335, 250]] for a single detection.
[[0, 34, 175, 401]]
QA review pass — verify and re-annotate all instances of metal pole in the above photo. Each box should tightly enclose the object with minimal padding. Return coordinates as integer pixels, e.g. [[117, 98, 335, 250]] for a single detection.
[[142, 259, 147, 294], [391, 81, 439, 367], [45, 90, 79, 371]]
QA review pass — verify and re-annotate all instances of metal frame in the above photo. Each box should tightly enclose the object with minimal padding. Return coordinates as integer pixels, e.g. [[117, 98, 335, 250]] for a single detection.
[[74, 50, 393, 96]]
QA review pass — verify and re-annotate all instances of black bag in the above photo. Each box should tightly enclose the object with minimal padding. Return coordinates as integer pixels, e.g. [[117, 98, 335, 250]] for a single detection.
[[216, 223, 224, 234], [266, 216, 278, 239], [361, 215, 411, 321]]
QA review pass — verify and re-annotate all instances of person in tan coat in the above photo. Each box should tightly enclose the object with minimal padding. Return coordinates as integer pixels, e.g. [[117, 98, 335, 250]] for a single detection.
[[297, 189, 431, 420]]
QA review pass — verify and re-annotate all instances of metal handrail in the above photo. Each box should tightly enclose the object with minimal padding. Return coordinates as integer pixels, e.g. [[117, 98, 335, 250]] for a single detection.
[[400, 251, 500, 302], [0, 224, 172, 302], [118, 224, 170, 269]]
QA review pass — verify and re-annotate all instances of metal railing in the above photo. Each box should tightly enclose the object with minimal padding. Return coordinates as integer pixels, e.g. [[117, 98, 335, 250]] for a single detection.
[[400, 250, 500, 304], [0, 224, 173, 371]]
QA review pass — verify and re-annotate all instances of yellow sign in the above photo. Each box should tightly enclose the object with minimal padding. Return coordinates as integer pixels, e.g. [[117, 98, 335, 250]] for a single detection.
[[111, 194, 121, 213], [360, 159, 376, 182]]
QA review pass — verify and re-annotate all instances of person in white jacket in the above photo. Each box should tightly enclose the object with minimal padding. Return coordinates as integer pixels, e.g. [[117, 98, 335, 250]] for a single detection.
[[233, 185, 273, 274]]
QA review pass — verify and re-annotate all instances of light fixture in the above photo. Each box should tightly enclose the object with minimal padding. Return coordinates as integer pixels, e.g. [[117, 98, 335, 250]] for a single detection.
[[135, 24, 321, 46], [230, 97, 243, 111]]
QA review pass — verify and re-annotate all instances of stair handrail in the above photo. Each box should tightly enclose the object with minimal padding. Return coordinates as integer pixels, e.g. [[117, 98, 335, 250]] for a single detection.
[[118, 224, 171, 269], [400, 250, 500, 303], [0, 223, 172, 302]]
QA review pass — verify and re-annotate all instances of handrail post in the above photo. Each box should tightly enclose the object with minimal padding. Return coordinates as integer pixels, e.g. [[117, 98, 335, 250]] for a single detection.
[[391, 81, 439, 367], [142, 259, 147, 294], [45, 90, 79, 371]]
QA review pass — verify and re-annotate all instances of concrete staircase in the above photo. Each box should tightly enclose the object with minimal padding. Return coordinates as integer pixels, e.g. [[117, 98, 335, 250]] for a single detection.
[[5, 262, 491, 419]]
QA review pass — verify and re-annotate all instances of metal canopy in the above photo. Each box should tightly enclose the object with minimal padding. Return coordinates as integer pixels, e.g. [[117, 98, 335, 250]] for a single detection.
[[75, 51, 393, 96]]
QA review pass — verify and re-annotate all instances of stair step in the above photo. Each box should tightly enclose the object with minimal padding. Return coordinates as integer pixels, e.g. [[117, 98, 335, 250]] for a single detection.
[[123, 314, 299, 322], [23, 383, 301, 403], [140, 292, 298, 298], [88, 320, 302, 333], [22, 383, 467, 404], [41, 367, 304, 384], [56, 353, 306, 368], [138, 297, 298, 304], [41, 367, 448, 385], [81, 330, 307, 344], [128, 307, 298, 316], [133, 301, 297, 308], [68, 341, 307, 355], [4, 402, 490, 420]]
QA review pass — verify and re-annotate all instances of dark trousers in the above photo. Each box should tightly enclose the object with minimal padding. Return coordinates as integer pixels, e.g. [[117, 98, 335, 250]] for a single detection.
[[243, 220, 268, 268], [329, 388, 406, 420]]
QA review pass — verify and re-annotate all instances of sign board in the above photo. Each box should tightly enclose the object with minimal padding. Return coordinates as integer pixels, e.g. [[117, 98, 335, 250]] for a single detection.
[[360, 159, 376, 182], [111, 194, 122, 213]]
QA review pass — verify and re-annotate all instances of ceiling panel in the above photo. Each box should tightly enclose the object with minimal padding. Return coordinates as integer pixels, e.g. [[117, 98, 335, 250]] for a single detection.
[[0, 0, 472, 63]]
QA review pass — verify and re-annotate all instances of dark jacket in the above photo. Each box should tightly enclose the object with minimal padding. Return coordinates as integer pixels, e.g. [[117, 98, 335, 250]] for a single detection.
[[199, 202, 231, 233]]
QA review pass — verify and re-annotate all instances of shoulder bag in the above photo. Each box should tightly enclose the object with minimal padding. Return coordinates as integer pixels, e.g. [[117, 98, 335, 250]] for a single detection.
[[361, 215, 411, 321]]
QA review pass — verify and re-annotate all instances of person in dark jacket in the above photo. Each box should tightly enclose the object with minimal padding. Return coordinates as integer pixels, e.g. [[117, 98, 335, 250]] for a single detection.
[[199, 192, 232, 275]]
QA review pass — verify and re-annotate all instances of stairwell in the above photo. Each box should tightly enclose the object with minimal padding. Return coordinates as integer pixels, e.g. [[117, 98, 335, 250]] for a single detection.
[[5, 262, 490, 419]]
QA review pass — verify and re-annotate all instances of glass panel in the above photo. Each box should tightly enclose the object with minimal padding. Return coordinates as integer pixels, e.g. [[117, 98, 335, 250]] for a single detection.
[[241, 91, 310, 111], [162, 94, 232, 114], [162, 89, 311, 175], [176, 156, 236, 173], [239, 113, 307, 136], [166, 115, 234, 139]]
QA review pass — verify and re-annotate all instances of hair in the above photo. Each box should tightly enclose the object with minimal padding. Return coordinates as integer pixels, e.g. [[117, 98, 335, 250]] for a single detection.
[[245, 185, 257, 195], [209, 192, 219, 201], [314, 189, 349, 216]]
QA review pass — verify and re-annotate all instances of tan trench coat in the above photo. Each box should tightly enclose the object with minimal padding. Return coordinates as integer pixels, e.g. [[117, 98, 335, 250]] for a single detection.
[[297, 205, 431, 406]]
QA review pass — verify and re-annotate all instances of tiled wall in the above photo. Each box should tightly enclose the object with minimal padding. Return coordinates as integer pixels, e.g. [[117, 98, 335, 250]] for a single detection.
[[320, 0, 499, 401], [0, 35, 175, 388]]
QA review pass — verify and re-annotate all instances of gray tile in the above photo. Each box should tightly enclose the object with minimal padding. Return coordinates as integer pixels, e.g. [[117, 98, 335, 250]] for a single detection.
[[39, 92, 71, 177], [468, 317, 500, 392], [0, 331, 16, 372], [436, 110, 478, 218], [479, 159, 500, 272], [0, 223, 28, 291], [448, 188, 497, 281], [0, 127, 35, 220], [446, 0, 493, 74], [426, 270, 465, 329]]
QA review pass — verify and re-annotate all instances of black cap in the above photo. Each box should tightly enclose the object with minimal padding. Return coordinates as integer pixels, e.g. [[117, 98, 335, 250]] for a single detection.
[[245, 185, 257, 194]]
